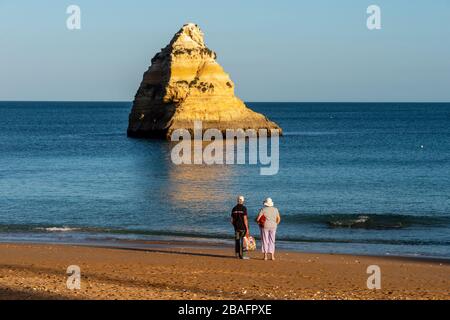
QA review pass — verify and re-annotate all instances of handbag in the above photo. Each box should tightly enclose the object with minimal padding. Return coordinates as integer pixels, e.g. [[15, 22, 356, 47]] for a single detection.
[[257, 214, 266, 228]]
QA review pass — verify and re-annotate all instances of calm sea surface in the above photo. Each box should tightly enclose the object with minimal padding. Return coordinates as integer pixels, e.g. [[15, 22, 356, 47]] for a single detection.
[[0, 102, 449, 258]]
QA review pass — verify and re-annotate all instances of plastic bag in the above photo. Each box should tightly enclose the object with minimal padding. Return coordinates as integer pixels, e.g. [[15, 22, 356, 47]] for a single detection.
[[243, 235, 256, 251]]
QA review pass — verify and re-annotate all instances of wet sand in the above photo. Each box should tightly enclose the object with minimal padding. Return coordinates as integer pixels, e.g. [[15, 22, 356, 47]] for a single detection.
[[0, 243, 448, 300]]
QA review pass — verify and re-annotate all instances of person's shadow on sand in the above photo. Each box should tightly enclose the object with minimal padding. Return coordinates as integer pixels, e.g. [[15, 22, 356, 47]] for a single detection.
[[96, 246, 235, 259]]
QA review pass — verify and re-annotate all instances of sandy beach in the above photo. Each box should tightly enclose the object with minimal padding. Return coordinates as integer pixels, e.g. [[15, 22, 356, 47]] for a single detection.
[[0, 242, 448, 300]]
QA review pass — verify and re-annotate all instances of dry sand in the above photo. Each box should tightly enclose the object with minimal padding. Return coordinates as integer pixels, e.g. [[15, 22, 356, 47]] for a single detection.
[[0, 243, 448, 300]]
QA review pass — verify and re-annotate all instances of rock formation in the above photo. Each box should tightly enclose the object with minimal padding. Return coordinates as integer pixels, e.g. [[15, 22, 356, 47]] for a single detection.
[[127, 23, 282, 139]]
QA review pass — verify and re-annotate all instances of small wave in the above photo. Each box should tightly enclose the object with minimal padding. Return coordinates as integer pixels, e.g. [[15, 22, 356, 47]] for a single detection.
[[283, 213, 450, 230], [58, 132, 124, 139], [283, 131, 339, 136], [36, 227, 80, 232], [327, 215, 396, 229], [0, 224, 90, 233], [86, 132, 124, 137]]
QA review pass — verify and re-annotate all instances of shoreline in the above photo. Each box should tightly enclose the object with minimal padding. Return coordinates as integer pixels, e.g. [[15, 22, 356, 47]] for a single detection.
[[0, 242, 448, 300], [1, 236, 450, 263]]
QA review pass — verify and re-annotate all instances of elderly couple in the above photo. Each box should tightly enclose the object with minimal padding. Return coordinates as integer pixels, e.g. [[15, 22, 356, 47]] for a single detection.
[[231, 195, 281, 260]]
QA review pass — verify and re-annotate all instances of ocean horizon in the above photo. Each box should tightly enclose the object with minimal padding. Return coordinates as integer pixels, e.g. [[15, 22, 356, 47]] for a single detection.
[[1, 101, 449, 259]]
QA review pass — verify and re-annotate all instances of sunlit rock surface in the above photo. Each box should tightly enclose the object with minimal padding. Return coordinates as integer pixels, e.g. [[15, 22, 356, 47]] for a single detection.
[[127, 23, 282, 139]]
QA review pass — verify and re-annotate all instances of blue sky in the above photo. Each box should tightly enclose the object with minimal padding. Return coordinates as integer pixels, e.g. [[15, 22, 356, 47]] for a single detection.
[[1, 0, 449, 101]]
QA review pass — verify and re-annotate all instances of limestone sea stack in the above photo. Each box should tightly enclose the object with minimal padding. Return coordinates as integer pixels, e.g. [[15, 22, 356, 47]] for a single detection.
[[127, 23, 282, 139]]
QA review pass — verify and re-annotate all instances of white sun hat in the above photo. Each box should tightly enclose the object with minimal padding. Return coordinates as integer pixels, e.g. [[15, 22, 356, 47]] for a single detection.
[[263, 197, 274, 207]]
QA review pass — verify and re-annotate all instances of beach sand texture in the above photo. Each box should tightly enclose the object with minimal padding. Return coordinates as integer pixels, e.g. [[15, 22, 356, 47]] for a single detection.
[[0, 243, 448, 300]]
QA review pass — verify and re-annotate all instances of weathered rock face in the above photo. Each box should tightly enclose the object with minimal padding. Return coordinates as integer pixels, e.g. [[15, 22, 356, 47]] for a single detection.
[[127, 23, 282, 139]]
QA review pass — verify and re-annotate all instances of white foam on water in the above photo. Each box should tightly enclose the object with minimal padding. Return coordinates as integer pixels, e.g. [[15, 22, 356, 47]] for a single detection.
[[37, 227, 79, 232]]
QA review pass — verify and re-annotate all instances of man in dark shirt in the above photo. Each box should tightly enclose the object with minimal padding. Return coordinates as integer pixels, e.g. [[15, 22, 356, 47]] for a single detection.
[[231, 195, 250, 259]]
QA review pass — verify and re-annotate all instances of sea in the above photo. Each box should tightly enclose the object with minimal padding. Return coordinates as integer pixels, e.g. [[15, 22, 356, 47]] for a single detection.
[[0, 102, 449, 259]]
